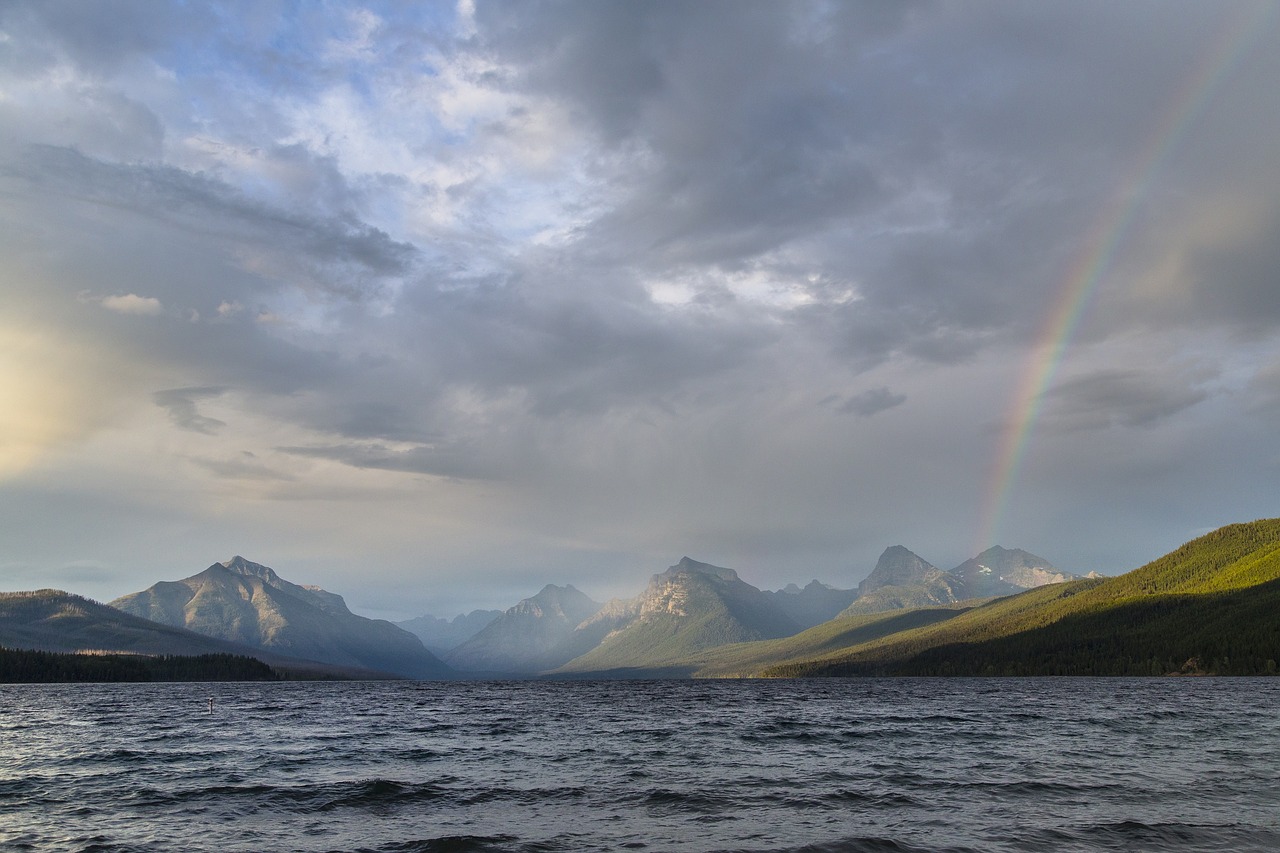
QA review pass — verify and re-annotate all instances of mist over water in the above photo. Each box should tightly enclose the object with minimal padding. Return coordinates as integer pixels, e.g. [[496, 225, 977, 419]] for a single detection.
[[3, 679, 1278, 852]]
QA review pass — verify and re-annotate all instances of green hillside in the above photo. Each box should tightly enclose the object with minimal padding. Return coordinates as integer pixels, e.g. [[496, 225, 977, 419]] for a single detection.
[[764, 519, 1280, 677], [664, 604, 976, 678]]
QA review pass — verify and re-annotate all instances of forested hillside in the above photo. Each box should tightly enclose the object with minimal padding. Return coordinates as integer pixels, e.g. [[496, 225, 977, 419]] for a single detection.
[[0, 648, 278, 682], [765, 520, 1280, 677]]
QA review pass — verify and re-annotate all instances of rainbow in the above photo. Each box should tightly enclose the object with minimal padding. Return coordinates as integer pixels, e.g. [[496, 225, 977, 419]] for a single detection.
[[974, 4, 1274, 556]]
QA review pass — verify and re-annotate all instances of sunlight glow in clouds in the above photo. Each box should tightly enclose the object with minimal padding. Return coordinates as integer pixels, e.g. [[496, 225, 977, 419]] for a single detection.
[[0, 328, 97, 476]]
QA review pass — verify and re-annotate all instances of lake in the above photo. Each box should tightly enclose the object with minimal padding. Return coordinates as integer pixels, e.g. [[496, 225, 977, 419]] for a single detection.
[[2, 678, 1278, 852]]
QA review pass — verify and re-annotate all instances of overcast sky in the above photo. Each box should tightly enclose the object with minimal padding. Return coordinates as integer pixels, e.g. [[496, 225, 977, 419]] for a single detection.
[[3, 1, 1279, 619]]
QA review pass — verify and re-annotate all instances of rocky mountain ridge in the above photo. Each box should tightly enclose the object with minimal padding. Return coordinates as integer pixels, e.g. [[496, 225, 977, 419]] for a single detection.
[[6, 541, 1087, 680], [552, 557, 800, 674], [840, 545, 1085, 616], [110, 557, 451, 679], [0, 589, 388, 678]]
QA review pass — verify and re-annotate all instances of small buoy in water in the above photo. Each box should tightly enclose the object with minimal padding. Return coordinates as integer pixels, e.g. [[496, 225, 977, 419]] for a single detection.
[[208, 697, 214, 713]]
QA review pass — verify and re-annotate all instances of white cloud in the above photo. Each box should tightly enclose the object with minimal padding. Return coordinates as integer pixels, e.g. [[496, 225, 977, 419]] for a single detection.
[[323, 9, 383, 63], [98, 293, 164, 316]]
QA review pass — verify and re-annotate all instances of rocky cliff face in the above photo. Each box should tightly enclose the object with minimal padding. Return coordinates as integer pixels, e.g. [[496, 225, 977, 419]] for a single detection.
[[110, 557, 451, 679], [842, 545, 1077, 617], [858, 546, 941, 597], [949, 546, 1075, 599]]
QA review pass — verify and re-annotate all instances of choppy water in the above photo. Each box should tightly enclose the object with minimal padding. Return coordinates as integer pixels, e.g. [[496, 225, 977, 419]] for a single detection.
[[2, 678, 1279, 852]]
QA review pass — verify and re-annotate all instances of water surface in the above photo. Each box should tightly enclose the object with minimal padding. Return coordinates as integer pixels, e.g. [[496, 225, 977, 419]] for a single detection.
[[2, 678, 1278, 852]]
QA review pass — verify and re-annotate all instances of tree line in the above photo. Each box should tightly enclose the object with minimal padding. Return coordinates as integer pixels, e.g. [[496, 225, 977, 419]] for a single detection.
[[0, 647, 278, 682]]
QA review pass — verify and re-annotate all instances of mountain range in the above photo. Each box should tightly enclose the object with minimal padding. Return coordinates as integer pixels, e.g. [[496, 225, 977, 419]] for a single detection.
[[0, 546, 1079, 679], [405, 548, 1079, 673], [396, 610, 502, 655], [764, 580, 859, 629], [5, 521, 1279, 679], [691, 519, 1280, 678], [109, 556, 451, 679], [0, 588, 383, 679]]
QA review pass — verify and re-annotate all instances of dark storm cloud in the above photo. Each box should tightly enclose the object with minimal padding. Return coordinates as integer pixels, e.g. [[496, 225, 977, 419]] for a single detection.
[[837, 388, 908, 418], [392, 271, 775, 418], [10, 146, 415, 298], [153, 387, 228, 435], [1180, 206, 1280, 332], [468, 0, 1237, 377], [3, 0, 1280, 610], [476, 1, 910, 267], [321, 403, 444, 445], [1043, 369, 1212, 432], [0, 0, 193, 75]]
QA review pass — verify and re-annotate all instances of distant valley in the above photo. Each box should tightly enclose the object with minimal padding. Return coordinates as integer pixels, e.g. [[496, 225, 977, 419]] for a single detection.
[[4, 520, 1280, 680]]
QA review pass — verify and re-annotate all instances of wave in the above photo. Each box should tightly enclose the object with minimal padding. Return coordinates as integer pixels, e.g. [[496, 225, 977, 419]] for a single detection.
[[126, 778, 453, 813], [355, 835, 522, 853], [722, 837, 982, 853], [1008, 820, 1280, 851], [7, 679, 1279, 853], [638, 787, 738, 813]]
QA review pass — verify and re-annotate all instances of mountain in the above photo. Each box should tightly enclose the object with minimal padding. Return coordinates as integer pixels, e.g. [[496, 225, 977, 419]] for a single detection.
[[858, 546, 939, 595], [443, 584, 602, 675], [553, 557, 800, 675], [396, 610, 502, 655], [110, 557, 451, 679], [840, 545, 1081, 616], [765, 519, 1280, 677], [764, 581, 859, 630], [949, 546, 1075, 598], [0, 589, 379, 678], [841, 547, 962, 615]]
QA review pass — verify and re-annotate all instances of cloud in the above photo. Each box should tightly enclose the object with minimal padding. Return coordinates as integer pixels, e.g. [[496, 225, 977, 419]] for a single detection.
[[1043, 369, 1212, 432], [189, 451, 294, 482], [1, 2, 1280, 613], [97, 293, 164, 316], [837, 387, 908, 418], [13, 145, 417, 304], [278, 441, 495, 481], [0, 0, 193, 75], [152, 386, 228, 435]]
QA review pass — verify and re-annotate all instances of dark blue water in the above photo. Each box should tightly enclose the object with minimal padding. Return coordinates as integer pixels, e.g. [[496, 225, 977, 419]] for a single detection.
[[2, 678, 1278, 852]]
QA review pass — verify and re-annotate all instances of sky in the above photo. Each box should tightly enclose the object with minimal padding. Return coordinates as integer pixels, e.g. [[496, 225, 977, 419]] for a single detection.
[[3, 1, 1280, 620]]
